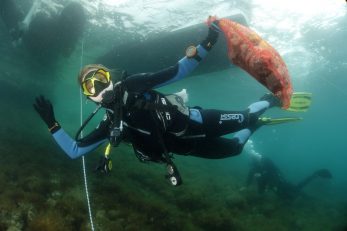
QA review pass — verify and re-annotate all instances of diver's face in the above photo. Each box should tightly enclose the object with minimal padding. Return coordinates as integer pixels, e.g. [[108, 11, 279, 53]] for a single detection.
[[88, 82, 113, 103]]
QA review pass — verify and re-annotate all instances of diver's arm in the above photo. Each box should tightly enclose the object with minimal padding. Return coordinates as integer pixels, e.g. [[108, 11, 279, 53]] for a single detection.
[[33, 95, 108, 159], [123, 45, 208, 93], [151, 45, 209, 88], [123, 28, 218, 92], [51, 116, 110, 159], [52, 128, 107, 159]]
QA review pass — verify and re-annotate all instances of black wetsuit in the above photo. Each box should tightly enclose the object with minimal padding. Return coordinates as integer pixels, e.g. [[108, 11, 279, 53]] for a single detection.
[[92, 84, 253, 162], [246, 157, 330, 199]]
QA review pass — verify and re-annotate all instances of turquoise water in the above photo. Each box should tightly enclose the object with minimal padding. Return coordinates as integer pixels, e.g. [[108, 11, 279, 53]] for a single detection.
[[0, 0, 346, 230]]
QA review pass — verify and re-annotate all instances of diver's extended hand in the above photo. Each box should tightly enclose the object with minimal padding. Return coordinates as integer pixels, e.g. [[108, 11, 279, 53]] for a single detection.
[[202, 16, 220, 50], [33, 95, 58, 130], [206, 15, 221, 31]]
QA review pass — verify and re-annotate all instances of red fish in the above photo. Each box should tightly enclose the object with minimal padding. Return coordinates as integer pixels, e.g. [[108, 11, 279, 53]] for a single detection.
[[207, 16, 293, 109]]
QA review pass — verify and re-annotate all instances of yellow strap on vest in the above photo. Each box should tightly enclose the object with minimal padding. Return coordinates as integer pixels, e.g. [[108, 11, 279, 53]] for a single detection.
[[104, 143, 111, 157]]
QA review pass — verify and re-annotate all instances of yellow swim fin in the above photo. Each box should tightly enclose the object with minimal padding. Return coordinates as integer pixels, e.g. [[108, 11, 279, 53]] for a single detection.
[[259, 116, 303, 125], [286, 92, 312, 112]]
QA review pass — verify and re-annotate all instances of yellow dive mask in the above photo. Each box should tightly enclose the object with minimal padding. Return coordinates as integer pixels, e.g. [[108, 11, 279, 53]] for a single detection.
[[81, 69, 111, 96]]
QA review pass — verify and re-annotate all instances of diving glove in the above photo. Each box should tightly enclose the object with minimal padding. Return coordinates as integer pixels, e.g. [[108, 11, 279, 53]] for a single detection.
[[33, 95, 60, 133], [201, 16, 220, 51], [94, 155, 112, 174]]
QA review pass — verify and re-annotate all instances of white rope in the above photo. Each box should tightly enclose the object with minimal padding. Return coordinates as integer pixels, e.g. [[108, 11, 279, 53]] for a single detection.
[[79, 39, 96, 231]]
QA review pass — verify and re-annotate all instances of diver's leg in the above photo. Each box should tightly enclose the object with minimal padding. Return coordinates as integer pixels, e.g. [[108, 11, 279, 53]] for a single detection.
[[248, 100, 271, 121], [198, 108, 250, 137], [197, 100, 271, 137], [259, 93, 282, 108], [186, 100, 271, 157], [295, 174, 317, 191], [296, 169, 332, 191], [295, 169, 332, 193]]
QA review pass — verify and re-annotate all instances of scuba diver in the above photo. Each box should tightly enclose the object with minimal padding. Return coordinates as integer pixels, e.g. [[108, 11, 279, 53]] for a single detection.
[[241, 150, 333, 199], [0, 0, 85, 63], [33, 18, 309, 186]]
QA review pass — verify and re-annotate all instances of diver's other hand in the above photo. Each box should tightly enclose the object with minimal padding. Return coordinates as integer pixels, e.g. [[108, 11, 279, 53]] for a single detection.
[[202, 16, 220, 50], [206, 15, 221, 32], [33, 95, 59, 132]]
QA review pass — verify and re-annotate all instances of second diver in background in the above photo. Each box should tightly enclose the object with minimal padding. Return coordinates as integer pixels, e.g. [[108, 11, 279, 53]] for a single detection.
[[241, 149, 332, 199]]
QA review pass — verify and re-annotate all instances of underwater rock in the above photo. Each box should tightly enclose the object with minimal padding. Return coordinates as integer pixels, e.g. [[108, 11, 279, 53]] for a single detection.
[[26, 211, 67, 231], [0, 203, 34, 231]]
